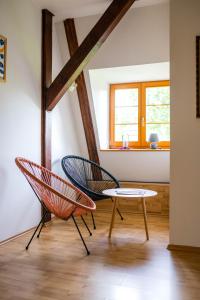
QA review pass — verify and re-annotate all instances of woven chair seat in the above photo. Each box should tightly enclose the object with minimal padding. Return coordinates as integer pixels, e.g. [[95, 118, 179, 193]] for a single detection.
[[61, 155, 120, 201], [15, 157, 96, 220]]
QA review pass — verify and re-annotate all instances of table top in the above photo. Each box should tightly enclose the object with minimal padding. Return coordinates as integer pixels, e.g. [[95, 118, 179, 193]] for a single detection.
[[102, 188, 157, 198]]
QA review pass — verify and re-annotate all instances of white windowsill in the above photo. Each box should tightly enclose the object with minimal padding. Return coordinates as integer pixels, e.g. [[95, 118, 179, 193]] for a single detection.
[[100, 148, 170, 152]]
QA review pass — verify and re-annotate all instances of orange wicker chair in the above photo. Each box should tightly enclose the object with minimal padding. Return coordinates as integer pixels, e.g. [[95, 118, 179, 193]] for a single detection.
[[15, 157, 96, 255]]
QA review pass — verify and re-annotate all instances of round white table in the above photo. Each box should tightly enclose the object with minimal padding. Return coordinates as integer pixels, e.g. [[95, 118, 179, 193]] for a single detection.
[[102, 188, 157, 240]]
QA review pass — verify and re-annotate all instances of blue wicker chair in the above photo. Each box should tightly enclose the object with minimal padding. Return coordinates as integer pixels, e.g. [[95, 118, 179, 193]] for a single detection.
[[61, 155, 123, 229]]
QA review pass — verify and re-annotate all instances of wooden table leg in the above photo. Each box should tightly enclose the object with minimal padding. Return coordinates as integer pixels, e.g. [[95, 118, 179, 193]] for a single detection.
[[109, 197, 117, 238], [141, 197, 149, 240]]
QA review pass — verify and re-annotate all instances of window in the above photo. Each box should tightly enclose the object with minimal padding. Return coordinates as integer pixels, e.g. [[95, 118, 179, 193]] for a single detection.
[[109, 80, 170, 149]]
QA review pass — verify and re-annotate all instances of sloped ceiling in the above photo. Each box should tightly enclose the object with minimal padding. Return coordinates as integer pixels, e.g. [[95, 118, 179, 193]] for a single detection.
[[32, 0, 168, 21]]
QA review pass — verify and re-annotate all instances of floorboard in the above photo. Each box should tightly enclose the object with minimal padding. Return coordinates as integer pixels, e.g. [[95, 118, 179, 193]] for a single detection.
[[0, 212, 199, 300]]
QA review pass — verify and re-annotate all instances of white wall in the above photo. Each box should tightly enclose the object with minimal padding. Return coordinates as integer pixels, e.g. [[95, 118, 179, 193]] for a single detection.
[[64, 2, 170, 182], [99, 151, 169, 182], [0, 0, 41, 242], [170, 0, 200, 247], [0, 0, 81, 242], [75, 3, 169, 69]]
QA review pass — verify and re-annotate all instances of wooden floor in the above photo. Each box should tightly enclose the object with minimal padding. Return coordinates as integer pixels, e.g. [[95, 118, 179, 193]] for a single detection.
[[0, 211, 200, 300]]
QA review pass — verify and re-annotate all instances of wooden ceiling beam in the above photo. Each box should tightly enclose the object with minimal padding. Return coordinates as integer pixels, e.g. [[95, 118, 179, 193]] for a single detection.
[[46, 0, 136, 111], [41, 9, 53, 170], [41, 9, 54, 221], [64, 18, 100, 165]]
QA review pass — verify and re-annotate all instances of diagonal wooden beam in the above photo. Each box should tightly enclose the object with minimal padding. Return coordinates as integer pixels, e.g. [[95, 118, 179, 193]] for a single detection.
[[64, 18, 100, 165], [46, 0, 135, 111]]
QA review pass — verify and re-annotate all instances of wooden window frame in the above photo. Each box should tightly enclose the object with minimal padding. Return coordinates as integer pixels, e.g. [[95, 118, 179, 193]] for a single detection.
[[109, 80, 170, 149]]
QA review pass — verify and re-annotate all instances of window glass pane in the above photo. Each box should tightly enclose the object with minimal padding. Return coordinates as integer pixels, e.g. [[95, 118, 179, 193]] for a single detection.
[[146, 124, 170, 141], [146, 105, 170, 123], [115, 124, 138, 141], [115, 88, 138, 107], [146, 86, 170, 105], [115, 107, 138, 124]]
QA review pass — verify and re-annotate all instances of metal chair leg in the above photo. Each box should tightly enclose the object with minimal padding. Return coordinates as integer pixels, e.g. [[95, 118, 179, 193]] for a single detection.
[[81, 216, 92, 236], [37, 220, 46, 238], [91, 212, 96, 229], [25, 211, 47, 250], [72, 216, 90, 255]]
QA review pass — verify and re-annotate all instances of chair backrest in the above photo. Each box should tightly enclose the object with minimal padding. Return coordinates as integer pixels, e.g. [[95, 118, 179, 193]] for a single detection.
[[61, 155, 119, 199], [15, 157, 96, 220]]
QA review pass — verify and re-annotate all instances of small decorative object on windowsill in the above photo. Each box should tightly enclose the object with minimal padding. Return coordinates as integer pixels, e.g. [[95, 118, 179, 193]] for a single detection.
[[149, 133, 159, 149], [120, 133, 129, 149]]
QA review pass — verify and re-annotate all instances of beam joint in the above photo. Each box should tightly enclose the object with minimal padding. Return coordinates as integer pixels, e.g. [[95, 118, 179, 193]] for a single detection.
[[46, 0, 136, 111]]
